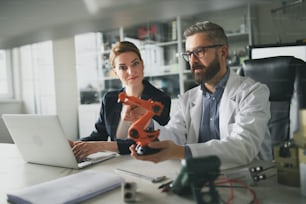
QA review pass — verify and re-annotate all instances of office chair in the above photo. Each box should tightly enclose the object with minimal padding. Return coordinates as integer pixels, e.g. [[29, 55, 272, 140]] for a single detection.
[[237, 56, 306, 147]]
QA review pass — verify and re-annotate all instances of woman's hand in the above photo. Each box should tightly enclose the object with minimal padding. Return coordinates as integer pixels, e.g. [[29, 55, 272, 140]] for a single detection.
[[68, 139, 75, 148], [121, 104, 146, 122], [71, 141, 100, 161], [71, 141, 118, 161]]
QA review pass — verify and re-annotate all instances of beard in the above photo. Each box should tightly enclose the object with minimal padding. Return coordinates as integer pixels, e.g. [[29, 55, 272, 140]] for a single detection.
[[191, 55, 220, 84]]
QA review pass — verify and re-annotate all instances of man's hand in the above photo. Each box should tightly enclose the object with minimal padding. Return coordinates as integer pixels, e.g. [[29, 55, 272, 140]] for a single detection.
[[129, 140, 185, 163]]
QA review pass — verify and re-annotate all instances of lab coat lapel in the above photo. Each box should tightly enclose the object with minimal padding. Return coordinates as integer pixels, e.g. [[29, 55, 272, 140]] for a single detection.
[[219, 70, 240, 138], [190, 88, 202, 141]]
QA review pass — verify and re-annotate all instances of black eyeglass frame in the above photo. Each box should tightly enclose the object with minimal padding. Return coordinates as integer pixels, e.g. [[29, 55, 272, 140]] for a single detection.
[[181, 44, 223, 62]]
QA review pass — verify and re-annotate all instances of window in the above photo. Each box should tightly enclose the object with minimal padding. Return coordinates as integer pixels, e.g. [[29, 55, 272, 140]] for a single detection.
[[0, 49, 12, 99], [19, 41, 56, 114]]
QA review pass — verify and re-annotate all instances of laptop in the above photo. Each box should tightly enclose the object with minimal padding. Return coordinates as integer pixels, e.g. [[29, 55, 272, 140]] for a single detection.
[[2, 114, 118, 169]]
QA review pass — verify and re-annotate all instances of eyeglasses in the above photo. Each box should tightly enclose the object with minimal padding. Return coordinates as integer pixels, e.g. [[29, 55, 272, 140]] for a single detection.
[[181, 44, 223, 62]]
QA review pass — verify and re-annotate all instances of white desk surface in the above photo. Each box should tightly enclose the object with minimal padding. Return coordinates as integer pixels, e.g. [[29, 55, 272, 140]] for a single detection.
[[1, 143, 306, 204]]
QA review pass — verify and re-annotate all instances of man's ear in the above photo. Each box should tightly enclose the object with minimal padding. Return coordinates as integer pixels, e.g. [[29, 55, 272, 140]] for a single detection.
[[219, 45, 228, 59]]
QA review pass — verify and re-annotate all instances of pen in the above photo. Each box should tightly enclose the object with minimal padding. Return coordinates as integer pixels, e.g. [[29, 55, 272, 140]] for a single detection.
[[158, 180, 173, 189], [158, 180, 173, 192], [115, 168, 166, 183]]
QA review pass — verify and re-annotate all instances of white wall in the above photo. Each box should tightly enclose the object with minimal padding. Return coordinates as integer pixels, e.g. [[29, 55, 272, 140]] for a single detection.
[[53, 38, 79, 140], [254, 1, 306, 45], [1, 38, 79, 143], [0, 100, 24, 143]]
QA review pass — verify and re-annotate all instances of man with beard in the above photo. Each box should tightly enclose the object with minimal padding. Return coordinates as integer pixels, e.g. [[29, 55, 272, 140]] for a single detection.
[[129, 21, 272, 169]]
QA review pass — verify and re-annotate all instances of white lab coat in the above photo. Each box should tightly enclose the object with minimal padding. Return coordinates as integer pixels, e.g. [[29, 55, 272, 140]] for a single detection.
[[158, 69, 272, 169]]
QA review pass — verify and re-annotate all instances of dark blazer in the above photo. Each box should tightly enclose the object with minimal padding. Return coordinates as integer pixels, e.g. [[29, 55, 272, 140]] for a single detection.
[[81, 80, 171, 154]]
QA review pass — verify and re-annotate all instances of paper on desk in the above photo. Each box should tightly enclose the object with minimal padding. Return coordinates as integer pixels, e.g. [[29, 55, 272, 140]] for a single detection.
[[7, 170, 124, 204]]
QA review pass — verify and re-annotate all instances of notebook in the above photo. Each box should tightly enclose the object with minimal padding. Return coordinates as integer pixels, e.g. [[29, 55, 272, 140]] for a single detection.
[[2, 114, 118, 169], [7, 170, 124, 204]]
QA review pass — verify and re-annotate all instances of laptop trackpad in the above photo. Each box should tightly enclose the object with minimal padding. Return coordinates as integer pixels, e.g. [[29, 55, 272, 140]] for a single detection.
[[78, 152, 118, 168]]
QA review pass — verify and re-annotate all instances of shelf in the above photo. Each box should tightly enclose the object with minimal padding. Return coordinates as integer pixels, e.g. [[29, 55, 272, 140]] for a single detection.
[[226, 32, 249, 38], [103, 76, 117, 80], [101, 50, 111, 54], [75, 5, 252, 104], [227, 32, 249, 43], [155, 41, 178, 46], [103, 70, 180, 81], [145, 71, 179, 78]]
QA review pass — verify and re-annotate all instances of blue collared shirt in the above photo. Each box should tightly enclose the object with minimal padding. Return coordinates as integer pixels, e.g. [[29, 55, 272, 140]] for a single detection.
[[198, 69, 229, 142], [185, 69, 230, 158]]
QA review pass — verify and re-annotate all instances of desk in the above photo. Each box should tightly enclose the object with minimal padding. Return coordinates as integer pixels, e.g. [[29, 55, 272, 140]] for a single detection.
[[1, 143, 305, 204]]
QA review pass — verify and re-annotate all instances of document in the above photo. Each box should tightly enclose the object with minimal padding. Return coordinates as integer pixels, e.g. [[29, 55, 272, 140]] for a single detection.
[[7, 170, 124, 204]]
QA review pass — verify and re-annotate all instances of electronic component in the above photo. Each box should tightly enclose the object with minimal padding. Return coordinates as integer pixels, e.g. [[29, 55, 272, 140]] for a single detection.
[[223, 164, 275, 186], [223, 167, 255, 186], [122, 182, 137, 203], [293, 109, 306, 196], [170, 155, 221, 204], [273, 140, 300, 187]]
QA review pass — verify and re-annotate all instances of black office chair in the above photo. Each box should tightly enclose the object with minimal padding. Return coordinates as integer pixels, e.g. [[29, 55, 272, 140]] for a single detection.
[[237, 56, 306, 147]]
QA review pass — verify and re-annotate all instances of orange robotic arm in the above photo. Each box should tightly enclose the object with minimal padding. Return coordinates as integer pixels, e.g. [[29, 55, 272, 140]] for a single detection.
[[118, 92, 164, 154]]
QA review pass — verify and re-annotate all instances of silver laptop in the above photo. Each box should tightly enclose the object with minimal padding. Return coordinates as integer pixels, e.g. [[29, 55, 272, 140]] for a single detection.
[[2, 114, 117, 169]]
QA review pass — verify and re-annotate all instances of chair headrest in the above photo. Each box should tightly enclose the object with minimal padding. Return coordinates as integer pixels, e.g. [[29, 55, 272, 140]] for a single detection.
[[240, 56, 305, 102]]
